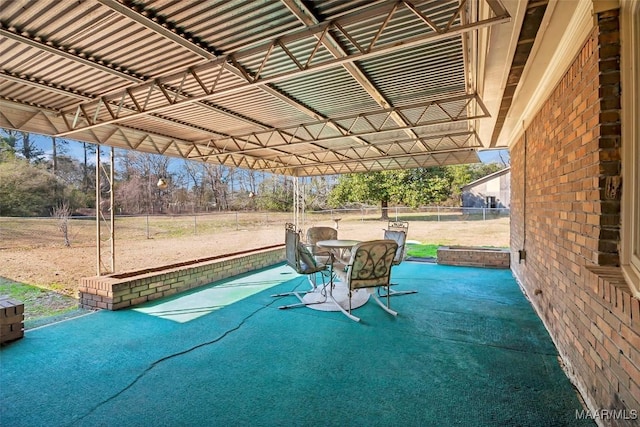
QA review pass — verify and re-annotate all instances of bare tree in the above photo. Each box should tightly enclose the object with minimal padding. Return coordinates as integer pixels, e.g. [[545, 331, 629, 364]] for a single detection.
[[52, 202, 72, 247], [49, 137, 69, 174], [203, 163, 233, 210], [182, 160, 204, 210], [19, 131, 43, 162], [114, 151, 174, 214], [498, 150, 510, 167], [116, 175, 145, 214], [82, 142, 96, 192], [306, 176, 334, 210]]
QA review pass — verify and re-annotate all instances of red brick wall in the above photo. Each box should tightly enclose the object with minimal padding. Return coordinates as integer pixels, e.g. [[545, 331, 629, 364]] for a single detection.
[[437, 246, 510, 268], [79, 246, 285, 310], [511, 9, 640, 425], [0, 297, 24, 344]]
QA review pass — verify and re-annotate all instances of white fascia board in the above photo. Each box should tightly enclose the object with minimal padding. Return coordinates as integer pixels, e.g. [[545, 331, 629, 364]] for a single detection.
[[476, 0, 528, 148], [499, 0, 595, 148]]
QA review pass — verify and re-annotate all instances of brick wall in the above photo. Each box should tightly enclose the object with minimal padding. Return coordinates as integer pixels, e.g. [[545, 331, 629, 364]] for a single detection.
[[0, 297, 24, 344], [437, 246, 510, 268], [511, 9, 640, 425], [79, 246, 285, 310]]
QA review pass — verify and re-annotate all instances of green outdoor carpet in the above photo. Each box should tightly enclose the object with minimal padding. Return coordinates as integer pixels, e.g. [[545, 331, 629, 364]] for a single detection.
[[0, 262, 595, 427]]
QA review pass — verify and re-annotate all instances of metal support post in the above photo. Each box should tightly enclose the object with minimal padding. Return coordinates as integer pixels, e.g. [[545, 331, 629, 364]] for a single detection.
[[95, 146, 101, 276], [95, 145, 116, 276]]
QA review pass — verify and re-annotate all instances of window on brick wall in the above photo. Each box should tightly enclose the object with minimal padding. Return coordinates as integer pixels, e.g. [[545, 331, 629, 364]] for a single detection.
[[621, 1, 640, 298]]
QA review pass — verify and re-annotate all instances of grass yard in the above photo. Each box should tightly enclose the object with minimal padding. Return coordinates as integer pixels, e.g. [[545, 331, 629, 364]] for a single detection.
[[0, 214, 510, 326], [0, 278, 87, 329], [406, 243, 440, 258]]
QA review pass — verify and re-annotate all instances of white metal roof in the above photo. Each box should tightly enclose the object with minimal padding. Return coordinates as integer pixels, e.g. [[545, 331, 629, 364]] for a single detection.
[[0, 0, 525, 176]]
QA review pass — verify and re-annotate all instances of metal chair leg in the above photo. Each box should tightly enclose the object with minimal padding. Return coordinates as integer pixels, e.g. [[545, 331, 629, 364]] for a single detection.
[[271, 272, 329, 309], [377, 284, 417, 298], [328, 289, 360, 322], [370, 288, 398, 317]]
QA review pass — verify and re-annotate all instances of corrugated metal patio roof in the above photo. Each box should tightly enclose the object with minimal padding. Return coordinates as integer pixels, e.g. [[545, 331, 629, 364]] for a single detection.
[[0, 0, 528, 176]]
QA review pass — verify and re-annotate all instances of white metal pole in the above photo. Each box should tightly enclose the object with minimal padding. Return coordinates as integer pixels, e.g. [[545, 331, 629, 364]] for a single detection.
[[301, 178, 305, 232], [293, 176, 299, 230], [110, 147, 115, 273], [95, 146, 101, 276]]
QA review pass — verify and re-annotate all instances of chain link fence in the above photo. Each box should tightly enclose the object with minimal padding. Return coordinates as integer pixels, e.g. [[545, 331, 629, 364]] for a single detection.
[[306, 206, 510, 223], [1, 206, 509, 250]]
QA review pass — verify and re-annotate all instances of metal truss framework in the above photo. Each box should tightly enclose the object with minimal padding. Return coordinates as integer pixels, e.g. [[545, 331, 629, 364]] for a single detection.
[[192, 94, 489, 157], [52, 0, 509, 141], [0, 0, 511, 176], [0, 96, 481, 176], [59, 1, 506, 131]]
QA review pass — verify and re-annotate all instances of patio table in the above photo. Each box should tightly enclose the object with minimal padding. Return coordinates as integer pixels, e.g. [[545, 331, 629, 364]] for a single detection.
[[301, 239, 369, 312], [316, 239, 360, 264]]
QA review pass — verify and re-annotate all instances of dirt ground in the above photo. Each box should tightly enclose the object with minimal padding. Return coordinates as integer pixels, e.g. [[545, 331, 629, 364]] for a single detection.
[[0, 215, 510, 296]]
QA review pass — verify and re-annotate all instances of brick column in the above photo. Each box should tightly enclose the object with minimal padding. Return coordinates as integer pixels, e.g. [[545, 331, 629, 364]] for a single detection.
[[0, 297, 24, 344]]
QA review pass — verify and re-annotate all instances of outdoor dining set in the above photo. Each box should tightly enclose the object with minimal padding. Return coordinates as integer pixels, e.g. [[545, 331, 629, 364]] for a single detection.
[[273, 221, 416, 322]]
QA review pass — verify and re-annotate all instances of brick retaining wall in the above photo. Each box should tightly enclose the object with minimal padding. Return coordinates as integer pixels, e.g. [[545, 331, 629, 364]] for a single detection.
[[437, 246, 510, 269], [79, 245, 285, 310]]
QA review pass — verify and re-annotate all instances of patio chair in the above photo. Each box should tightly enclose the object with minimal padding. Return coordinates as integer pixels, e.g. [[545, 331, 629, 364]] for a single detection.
[[271, 223, 332, 309], [332, 239, 399, 322], [385, 221, 409, 265], [380, 221, 417, 297], [306, 226, 338, 264]]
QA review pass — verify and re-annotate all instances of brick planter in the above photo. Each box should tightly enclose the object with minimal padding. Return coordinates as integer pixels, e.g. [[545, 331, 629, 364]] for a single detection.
[[437, 246, 510, 269], [79, 245, 285, 310], [0, 297, 24, 344]]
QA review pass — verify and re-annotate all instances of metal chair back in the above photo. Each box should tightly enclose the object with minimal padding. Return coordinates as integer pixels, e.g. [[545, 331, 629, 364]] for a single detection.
[[306, 226, 338, 256], [384, 221, 409, 265], [285, 222, 325, 275], [346, 240, 398, 291]]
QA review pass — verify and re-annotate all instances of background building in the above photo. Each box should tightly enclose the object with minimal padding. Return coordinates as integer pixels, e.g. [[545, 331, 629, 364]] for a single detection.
[[461, 167, 510, 208]]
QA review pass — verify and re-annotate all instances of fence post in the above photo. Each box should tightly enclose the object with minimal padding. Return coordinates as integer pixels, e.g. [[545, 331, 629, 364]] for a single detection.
[[483, 208, 486, 221], [437, 206, 440, 222]]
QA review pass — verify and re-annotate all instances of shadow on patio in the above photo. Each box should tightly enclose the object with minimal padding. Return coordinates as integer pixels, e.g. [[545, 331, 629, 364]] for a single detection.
[[0, 262, 595, 427]]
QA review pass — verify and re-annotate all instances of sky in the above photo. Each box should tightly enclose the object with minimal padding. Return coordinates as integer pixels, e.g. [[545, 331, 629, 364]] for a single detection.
[[477, 149, 510, 164]]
